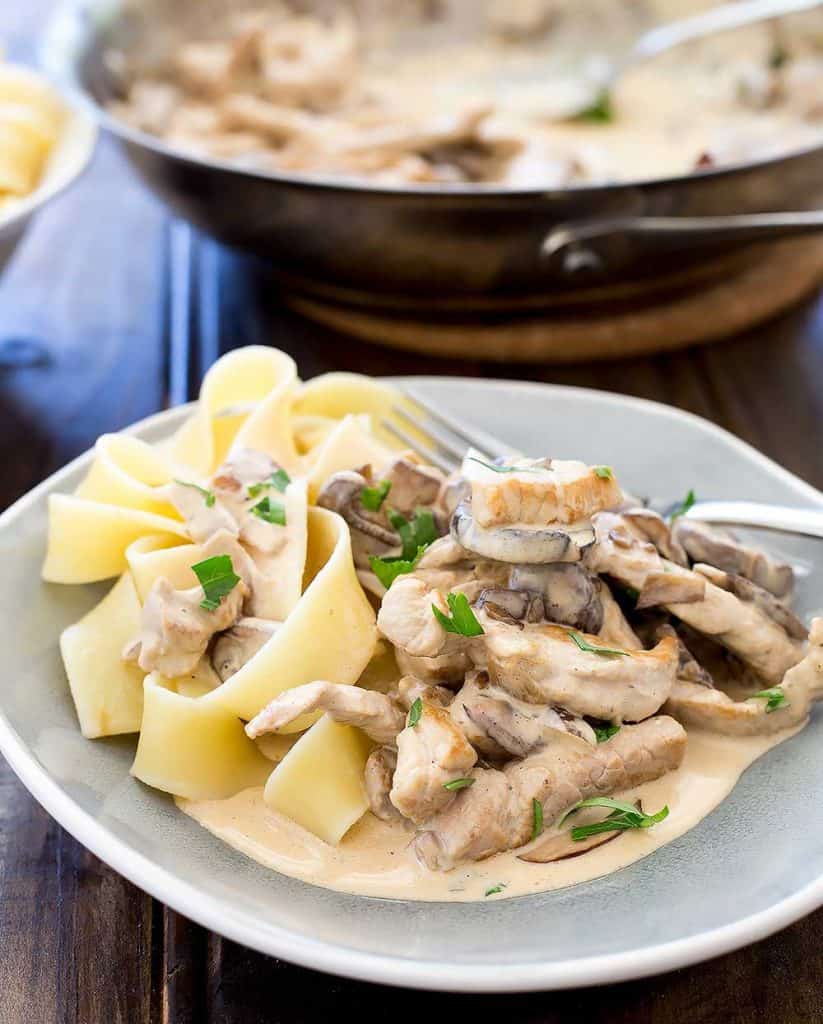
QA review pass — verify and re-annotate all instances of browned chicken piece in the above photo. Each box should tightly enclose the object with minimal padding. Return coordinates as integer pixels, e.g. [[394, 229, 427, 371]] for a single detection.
[[167, 478, 238, 544], [124, 576, 247, 678], [673, 518, 794, 598], [450, 670, 596, 760], [211, 448, 291, 554], [245, 681, 405, 745], [395, 647, 473, 687], [394, 675, 454, 710], [665, 618, 823, 735], [211, 617, 279, 682], [390, 702, 478, 824], [693, 564, 807, 641], [123, 530, 254, 676], [414, 716, 687, 870], [364, 747, 400, 822], [589, 512, 805, 683], [481, 612, 678, 723], [377, 576, 473, 659]]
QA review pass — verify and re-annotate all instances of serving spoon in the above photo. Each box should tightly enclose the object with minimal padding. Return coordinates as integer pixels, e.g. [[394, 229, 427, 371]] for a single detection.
[[384, 390, 823, 541], [549, 0, 823, 121]]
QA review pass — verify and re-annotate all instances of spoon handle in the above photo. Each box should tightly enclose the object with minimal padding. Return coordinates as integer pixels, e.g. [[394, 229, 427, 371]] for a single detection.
[[631, 0, 823, 64]]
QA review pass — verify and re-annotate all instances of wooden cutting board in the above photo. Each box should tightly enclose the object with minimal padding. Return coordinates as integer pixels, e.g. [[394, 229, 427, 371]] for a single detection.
[[288, 238, 823, 363]]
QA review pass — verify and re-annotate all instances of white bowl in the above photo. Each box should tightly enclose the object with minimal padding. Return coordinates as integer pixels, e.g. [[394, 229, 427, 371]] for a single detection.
[[0, 94, 98, 274]]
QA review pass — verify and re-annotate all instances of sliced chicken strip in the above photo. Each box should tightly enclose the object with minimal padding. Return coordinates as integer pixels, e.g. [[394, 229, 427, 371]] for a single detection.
[[665, 618, 823, 735], [394, 675, 454, 711], [596, 580, 643, 650], [211, 448, 292, 554], [482, 613, 678, 722], [395, 647, 472, 687], [673, 518, 794, 598], [462, 452, 622, 529], [589, 512, 804, 683], [693, 564, 807, 641], [168, 479, 238, 544], [377, 575, 478, 659], [245, 681, 404, 745], [390, 703, 478, 824], [414, 716, 687, 870], [365, 747, 400, 823]]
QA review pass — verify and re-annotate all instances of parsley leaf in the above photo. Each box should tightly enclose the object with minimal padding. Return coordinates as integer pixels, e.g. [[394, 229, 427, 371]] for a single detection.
[[568, 630, 627, 658], [407, 697, 423, 728], [531, 798, 544, 841], [561, 797, 669, 841], [443, 777, 475, 791], [669, 488, 696, 525], [360, 480, 391, 512], [594, 723, 621, 743], [593, 466, 613, 480], [369, 546, 426, 590], [485, 883, 508, 897], [575, 88, 614, 124], [432, 593, 485, 637], [191, 554, 241, 612], [388, 508, 438, 561], [769, 42, 789, 70], [749, 688, 788, 713], [247, 468, 291, 499], [174, 479, 216, 508], [250, 496, 286, 526]]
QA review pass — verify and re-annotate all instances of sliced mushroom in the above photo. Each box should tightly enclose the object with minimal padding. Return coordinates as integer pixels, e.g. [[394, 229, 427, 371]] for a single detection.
[[452, 499, 595, 564], [475, 587, 545, 625], [673, 519, 794, 598], [622, 508, 688, 566], [380, 456, 444, 516], [316, 470, 400, 548], [509, 563, 604, 633], [693, 564, 808, 641], [211, 617, 279, 681], [365, 747, 401, 822], [518, 827, 621, 863], [635, 570, 706, 610], [655, 623, 715, 688]]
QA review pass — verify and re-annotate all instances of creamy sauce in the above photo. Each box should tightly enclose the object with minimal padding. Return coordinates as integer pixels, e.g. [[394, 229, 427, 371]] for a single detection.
[[178, 723, 801, 901]]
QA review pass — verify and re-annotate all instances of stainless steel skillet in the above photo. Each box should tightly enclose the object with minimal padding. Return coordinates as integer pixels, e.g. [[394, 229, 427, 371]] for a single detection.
[[42, 0, 823, 311]]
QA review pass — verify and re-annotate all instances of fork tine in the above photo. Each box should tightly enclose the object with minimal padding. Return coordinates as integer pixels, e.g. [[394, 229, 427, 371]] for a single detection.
[[392, 404, 481, 465], [380, 419, 456, 475], [402, 388, 513, 460]]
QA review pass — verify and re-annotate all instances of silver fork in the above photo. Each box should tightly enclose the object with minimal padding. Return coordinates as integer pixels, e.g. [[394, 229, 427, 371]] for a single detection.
[[383, 389, 823, 541]]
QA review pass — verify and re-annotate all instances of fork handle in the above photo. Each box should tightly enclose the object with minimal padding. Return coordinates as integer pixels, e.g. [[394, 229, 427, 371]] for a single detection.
[[686, 501, 823, 539]]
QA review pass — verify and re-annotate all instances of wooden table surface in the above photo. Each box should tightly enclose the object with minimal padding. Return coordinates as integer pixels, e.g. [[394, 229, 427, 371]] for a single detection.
[[2, 6, 823, 1022]]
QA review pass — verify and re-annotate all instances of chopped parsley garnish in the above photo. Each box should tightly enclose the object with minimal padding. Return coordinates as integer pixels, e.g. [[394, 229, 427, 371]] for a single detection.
[[531, 798, 544, 842], [247, 468, 291, 499], [749, 688, 788, 713], [360, 480, 391, 512], [369, 546, 426, 590], [432, 593, 485, 637], [575, 88, 614, 124], [593, 466, 613, 480], [485, 883, 507, 897], [191, 554, 241, 612], [250, 496, 286, 526], [174, 479, 216, 508], [568, 630, 627, 658], [443, 777, 475, 791], [466, 456, 543, 475], [594, 723, 621, 743], [769, 42, 789, 70], [669, 488, 696, 524], [388, 508, 438, 561], [407, 697, 423, 728], [561, 797, 669, 841]]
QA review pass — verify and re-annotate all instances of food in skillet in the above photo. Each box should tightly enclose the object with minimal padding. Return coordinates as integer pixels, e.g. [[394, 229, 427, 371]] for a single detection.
[[43, 346, 822, 900], [108, 1, 823, 186]]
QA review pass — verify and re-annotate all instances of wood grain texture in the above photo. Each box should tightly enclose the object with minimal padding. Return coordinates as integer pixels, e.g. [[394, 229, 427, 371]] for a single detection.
[[2, 3, 823, 1021]]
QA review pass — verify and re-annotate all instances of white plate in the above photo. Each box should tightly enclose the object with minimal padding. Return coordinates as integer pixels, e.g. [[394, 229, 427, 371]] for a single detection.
[[1, 379, 822, 993]]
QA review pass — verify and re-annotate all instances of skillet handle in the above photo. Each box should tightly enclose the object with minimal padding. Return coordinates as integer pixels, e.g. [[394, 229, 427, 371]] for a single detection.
[[541, 211, 823, 275]]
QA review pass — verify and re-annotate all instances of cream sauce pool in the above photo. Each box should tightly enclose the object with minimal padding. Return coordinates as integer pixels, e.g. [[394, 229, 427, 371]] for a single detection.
[[178, 723, 801, 901]]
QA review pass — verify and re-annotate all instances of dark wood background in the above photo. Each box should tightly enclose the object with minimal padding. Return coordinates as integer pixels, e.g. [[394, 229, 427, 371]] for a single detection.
[[2, 4, 823, 1022]]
